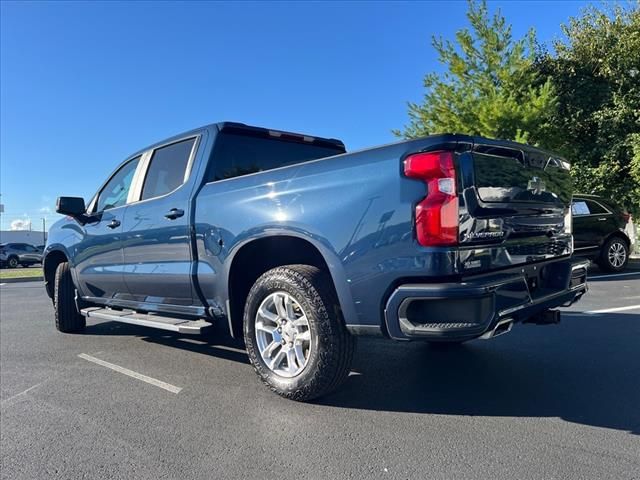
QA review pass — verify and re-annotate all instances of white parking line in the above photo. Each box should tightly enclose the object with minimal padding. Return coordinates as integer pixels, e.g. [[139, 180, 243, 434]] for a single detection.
[[586, 304, 640, 314], [0, 283, 6, 286], [1, 383, 42, 405], [589, 271, 640, 279], [78, 353, 182, 394]]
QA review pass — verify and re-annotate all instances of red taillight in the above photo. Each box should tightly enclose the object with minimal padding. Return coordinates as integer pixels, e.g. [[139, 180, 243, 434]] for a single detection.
[[404, 151, 458, 246]]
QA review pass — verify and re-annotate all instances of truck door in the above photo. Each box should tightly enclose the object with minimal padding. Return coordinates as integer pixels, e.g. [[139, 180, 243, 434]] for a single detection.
[[121, 136, 199, 307], [74, 156, 141, 300]]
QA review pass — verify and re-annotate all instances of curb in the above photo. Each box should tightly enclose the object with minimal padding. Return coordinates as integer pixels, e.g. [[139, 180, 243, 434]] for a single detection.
[[0, 276, 44, 284]]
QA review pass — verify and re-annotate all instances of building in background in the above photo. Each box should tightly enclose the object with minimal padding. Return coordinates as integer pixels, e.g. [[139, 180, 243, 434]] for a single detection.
[[0, 230, 47, 246]]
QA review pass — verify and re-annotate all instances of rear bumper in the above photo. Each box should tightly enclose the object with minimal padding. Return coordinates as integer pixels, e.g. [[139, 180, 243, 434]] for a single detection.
[[384, 257, 589, 341]]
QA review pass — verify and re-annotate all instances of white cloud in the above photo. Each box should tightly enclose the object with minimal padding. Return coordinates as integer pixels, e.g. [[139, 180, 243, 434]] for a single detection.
[[10, 218, 32, 231], [39, 206, 52, 214]]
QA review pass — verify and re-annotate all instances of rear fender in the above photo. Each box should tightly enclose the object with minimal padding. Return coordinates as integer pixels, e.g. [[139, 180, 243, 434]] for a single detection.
[[223, 226, 358, 327]]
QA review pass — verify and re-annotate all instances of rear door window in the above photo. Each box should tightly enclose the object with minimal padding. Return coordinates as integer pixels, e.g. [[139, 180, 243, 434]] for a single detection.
[[572, 201, 590, 216], [585, 200, 608, 215], [572, 200, 609, 216], [141, 138, 196, 200]]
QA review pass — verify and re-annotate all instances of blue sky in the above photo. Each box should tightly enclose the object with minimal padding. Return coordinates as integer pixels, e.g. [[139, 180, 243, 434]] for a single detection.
[[0, 0, 589, 231]]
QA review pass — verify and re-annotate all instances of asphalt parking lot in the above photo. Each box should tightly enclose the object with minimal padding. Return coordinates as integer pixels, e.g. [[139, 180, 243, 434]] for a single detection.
[[1, 263, 639, 480]]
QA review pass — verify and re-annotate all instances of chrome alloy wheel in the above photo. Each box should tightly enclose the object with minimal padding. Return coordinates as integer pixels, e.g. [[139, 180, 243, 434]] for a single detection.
[[608, 241, 627, 268], [255, 292, 312, 378]]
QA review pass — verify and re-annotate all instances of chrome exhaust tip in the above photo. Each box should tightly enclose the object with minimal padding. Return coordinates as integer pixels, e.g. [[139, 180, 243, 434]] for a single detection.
[[480, 318, 513, 340]]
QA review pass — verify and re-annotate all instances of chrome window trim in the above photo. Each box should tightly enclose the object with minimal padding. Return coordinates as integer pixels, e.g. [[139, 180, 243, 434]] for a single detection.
[[130, 134, 201, 205], [90, 154, 143, 215], [571, 199, 613, 217], [128, 150, 153, 204], [88, 134, 201, 214]]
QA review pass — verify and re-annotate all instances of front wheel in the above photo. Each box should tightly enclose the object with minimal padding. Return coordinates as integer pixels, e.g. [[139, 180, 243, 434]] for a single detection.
[[54, 262, 86, 333], [243, 265, 355, 401], [597, 237, 629, 273]]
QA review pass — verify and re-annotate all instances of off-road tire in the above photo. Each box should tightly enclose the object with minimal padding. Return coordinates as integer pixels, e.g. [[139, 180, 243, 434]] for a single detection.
[[244, 265, 355, 401], [54, 262, 86, 333]]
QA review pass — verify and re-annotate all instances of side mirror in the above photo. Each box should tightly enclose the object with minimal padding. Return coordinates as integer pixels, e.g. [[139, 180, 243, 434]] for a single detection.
[[56, 196, 86, 217]]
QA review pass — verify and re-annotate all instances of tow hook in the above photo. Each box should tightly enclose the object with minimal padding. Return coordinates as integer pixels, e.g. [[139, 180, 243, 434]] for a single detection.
[[523, 309, 561, 325]]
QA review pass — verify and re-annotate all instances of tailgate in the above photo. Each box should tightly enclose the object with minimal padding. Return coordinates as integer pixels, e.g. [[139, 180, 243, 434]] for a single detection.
[[458, 141, 573, 272]]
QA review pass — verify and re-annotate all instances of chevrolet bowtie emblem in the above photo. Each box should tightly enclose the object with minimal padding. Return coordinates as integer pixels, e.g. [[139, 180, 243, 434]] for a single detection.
[[527, 176, 546, 195]]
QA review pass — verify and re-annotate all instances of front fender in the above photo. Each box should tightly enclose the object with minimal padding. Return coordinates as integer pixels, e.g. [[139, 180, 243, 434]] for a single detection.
[[44, 218, 85, 297], [42, 245, 74, 297]]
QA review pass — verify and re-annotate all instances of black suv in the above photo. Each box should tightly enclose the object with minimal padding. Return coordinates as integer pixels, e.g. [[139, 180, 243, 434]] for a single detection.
[[0, 243, 43, 268], [572, 194, 632, 272]]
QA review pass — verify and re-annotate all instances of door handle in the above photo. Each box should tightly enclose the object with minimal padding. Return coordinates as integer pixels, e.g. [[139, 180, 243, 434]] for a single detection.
[[597, 217, 607, 221], [106, 219, 121, 229], [164, 208, 184, 220]]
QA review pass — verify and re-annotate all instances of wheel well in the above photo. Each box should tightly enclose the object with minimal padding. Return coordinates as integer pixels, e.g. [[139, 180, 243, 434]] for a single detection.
[[43, 251, 68, 298], [604, 232, 631, 248], [227, 236, 333, 338]]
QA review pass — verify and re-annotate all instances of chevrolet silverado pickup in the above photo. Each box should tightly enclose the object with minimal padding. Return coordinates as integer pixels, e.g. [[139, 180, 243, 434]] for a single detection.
[[45, 122, 588, 400]]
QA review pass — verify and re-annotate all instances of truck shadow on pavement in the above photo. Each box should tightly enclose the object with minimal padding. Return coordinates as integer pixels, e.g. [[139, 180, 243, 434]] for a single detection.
[[82, 312, 639, 435], [82, 321, 250, 365], [319, 312, 640, 435]]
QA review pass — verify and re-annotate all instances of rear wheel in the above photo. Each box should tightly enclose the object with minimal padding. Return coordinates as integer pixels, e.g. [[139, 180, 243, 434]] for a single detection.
[[7, 256, 18, 268], [597, 237, 629, 273], [243, 265, 355, 401], [54, 262, 86, 333]]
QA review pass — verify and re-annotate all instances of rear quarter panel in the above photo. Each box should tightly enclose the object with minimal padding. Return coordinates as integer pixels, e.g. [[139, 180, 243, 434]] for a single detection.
[[194, 136, 458, 329]]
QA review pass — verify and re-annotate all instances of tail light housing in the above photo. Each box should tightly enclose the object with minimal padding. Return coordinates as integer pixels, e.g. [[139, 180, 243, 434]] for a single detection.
[[404, 150, 458, 246]]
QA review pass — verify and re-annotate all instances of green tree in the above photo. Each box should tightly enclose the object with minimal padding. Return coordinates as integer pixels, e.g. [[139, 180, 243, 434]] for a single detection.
[[536, 3, 640, 214], [394, 0, 558, 146]]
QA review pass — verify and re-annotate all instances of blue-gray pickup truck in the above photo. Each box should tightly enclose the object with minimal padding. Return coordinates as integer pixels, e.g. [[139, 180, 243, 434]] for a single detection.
[[45, 122, 588, 400]]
